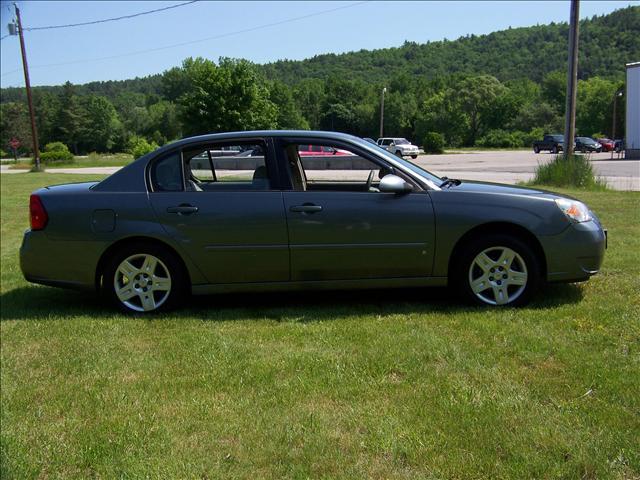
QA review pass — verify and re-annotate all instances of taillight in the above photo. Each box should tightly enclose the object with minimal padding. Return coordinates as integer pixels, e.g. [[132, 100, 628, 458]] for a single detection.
[[29, 194, 48, 230]]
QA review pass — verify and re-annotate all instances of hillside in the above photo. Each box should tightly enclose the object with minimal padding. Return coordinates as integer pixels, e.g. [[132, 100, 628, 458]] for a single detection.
[[262, 6, 639, 84]]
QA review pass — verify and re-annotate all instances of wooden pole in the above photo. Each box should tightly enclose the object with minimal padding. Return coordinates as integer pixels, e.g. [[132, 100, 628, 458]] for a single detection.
[[15, 3, 41, 171], [563, 0, 579, 158]]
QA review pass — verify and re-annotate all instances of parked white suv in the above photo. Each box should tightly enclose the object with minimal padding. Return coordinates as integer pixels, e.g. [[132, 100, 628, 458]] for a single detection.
[[377, 138, 419, 159]]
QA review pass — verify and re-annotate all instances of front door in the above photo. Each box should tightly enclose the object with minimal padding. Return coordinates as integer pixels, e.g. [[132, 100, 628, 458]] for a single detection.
[[279, 141, 435, 281]]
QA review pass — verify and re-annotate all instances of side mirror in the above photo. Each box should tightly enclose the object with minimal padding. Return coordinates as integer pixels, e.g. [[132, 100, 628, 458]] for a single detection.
[[379, 174, 413, 194]]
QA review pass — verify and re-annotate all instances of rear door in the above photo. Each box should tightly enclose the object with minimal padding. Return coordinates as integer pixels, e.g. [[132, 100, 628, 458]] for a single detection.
[[148, 139, 289, 284]]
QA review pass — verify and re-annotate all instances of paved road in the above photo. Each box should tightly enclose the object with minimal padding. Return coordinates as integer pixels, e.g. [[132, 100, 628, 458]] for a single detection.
[[415, 150, 639, 191], [2, 150, 639, 190]]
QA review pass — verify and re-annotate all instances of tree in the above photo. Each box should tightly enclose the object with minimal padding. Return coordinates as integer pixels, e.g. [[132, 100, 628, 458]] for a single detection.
[[268, 81, 309, 130], [78, 95, 121, 152], [576, 77, 620, 137], [457, 75, 506, 145], [55, 82, 84, 154], [175, 57, 277, 135], [0, 102, 32, 155]]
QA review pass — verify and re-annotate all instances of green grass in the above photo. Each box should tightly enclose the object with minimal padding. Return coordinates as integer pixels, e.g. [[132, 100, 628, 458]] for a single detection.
[[7, 153, 134, 170], [1, 173, 639, 479]]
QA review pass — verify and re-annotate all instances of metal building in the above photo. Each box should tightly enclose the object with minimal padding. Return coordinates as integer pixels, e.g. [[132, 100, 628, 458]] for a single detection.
[[626, 62, 640, 159]]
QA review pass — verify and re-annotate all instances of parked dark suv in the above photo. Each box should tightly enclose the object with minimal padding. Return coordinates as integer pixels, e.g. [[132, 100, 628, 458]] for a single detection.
[[533, 134, 566, 153]]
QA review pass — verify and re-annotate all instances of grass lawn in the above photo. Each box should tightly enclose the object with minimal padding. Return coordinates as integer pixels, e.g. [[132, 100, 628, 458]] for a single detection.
[[1, 173, 639, 479], [6, 153, 133, 170]]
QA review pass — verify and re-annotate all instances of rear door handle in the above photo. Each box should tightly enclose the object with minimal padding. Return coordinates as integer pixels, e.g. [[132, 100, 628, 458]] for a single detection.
[[290, 204, 323, 213], [167, 204, 199, 215]]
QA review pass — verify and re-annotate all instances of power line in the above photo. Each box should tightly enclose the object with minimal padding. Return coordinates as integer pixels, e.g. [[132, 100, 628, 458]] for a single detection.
[[0, 33, 10, 41], [23, 1, 198, 31], [0, 1, 368, 77]]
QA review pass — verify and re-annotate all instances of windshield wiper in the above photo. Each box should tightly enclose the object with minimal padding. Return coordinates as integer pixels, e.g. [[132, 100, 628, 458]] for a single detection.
[[439, 177, 461, 188]]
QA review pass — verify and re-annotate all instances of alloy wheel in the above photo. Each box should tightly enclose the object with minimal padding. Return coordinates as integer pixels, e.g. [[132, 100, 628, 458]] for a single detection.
[[113, 253, 172, 312], [467, 246, 528, 305]]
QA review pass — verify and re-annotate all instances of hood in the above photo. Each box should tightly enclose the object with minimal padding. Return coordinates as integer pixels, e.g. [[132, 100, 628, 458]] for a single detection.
[[449, 180, 563, 198]]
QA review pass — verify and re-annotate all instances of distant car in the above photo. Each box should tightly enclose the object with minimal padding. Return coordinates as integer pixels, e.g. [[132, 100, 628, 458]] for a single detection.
[[575, 137, 602, 153], [377, 137, 419, 159], [298, 145, 350, 156], [20, 130, 606, 313], [596, 138, 615, 152], [533, 134, 568, 154], [614, 139, 624, 153]]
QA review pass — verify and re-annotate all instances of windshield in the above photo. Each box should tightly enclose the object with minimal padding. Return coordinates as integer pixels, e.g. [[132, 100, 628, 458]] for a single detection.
[[577, 137, 595, 144], [354, 137, 441, 186], [551, 135, 564, 142], [394, 138, 409, 145]]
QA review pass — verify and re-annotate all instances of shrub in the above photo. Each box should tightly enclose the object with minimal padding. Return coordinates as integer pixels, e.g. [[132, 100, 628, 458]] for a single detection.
[[477, 129, 524, 148], [522, 127, 545, 148], [40, 142, 73, 163], [531, 154, 608, 190], [0, 149, 7, 158], [422, 132, 445, 154], [127, 136, 158, 159]]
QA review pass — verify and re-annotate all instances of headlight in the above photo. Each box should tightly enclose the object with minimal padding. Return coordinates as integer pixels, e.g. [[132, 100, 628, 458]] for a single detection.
[[555, 198, 592, 223]]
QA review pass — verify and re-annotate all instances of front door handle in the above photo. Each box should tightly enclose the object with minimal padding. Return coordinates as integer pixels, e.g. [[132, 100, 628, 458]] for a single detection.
[[167, 204, 199, 215], [290, 204, 323, 213]]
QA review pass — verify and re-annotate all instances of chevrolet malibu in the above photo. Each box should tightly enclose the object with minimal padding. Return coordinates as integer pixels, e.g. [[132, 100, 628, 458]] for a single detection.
[[20, 131, 606, 313]]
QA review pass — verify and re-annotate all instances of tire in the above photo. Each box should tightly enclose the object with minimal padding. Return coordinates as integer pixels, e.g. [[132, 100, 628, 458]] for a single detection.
[[395, 150, 403, 158], [452, 234, 541, 307], [103, 242, 188, 313], [533, 146, 539, 154], [411, 155, 418, 159], [551, 146, 558, 154]]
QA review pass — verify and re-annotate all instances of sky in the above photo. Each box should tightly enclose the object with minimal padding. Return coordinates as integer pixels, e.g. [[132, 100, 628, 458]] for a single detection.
[[0, 0, 638, 88]]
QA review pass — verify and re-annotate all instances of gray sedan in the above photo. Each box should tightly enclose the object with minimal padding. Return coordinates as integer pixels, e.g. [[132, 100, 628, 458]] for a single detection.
[[20, 131, 606, 313]]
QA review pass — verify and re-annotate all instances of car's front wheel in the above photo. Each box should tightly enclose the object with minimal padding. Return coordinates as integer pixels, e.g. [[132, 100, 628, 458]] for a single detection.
[[395, 150, 403, 158], [104, 243, 187, 313], [455, 235, 541, 307]]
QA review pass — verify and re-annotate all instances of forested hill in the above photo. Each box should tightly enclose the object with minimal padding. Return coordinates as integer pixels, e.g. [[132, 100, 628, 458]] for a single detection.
[[262, 6, 639, 84]]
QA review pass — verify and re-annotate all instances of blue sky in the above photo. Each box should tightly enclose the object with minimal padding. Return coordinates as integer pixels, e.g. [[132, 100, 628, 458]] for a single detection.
[[1, 0, 637, 87]]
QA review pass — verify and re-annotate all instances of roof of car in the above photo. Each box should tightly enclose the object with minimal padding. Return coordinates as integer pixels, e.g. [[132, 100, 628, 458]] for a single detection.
[[166, 130, 361, 147]]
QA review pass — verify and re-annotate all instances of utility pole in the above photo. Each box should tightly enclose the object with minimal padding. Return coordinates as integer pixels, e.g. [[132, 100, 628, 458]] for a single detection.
[[379, 87, 387, 138], [563, 0, 579, 159], [12, 3, 41, 171]]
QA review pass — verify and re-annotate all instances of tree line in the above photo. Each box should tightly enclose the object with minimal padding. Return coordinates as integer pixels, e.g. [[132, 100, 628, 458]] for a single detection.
[[0, 6, 636, 157]]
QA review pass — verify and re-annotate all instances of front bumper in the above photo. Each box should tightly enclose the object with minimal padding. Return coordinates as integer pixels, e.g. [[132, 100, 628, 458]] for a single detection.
[[541, 220, 606, 283]]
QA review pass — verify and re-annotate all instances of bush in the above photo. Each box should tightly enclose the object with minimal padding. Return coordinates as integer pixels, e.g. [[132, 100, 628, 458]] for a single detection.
[[522, 127, 545, 148], [0, 149, 7, 158], [422, 132, 445, 154], [40, 142, 73, 163], [531, 154, 608, 190], [477, 129, 524, 148], [127, 136, 158, 159]]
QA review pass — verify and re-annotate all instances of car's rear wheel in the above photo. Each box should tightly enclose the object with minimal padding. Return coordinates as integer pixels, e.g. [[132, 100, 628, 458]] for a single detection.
[[533, 146, 539, 153], [551, 146, 558, 154], [454, 234, 541, 307], [411, 154, 418, 159], [104, 243, 187, 313], [395, 150, 403, 158]]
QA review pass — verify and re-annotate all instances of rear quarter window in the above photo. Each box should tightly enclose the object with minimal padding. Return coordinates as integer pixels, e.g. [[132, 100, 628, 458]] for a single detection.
[[150, 152, 183, 192]]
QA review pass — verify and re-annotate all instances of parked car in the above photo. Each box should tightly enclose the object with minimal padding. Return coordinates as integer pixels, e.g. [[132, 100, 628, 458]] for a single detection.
[[614, 139, 625, 153], [532, 134, 568, 153], [298, 145, 350, 156], [377, 137, 419, 158], [575, 137, 602, 153], [596, 138, 615, 152], [21, 130, 606, 313]]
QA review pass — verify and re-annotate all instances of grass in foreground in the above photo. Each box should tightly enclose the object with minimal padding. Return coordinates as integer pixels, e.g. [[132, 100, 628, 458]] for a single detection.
[[1, 173, 639, 479]]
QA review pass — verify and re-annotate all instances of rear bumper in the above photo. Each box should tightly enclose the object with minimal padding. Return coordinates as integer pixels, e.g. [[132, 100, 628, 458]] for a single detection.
[[20, 230, 100, 291], [541, 220, 606, 283]]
